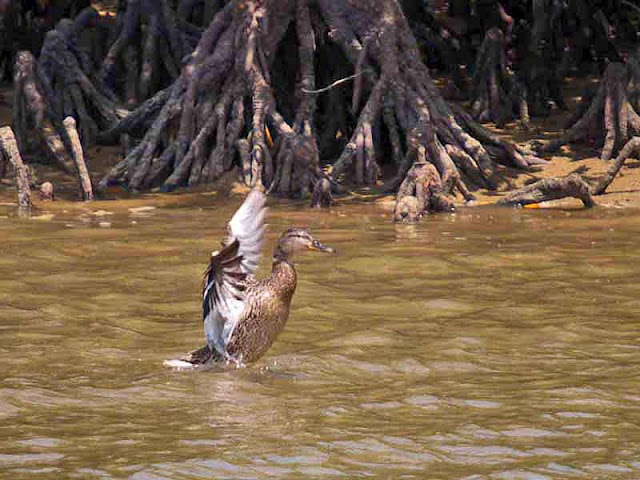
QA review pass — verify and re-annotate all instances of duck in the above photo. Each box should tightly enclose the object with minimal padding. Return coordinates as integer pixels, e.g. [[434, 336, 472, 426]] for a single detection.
[[164, 189, 335, 368]]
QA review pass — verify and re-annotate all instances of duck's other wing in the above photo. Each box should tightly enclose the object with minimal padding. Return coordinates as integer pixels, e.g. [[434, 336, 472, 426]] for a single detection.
[[203, 189, 267, 358]]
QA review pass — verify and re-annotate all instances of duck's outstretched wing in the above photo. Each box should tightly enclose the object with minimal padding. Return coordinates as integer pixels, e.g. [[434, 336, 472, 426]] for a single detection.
[[223, 188, 267, 273], [202, 189, 267, 359]]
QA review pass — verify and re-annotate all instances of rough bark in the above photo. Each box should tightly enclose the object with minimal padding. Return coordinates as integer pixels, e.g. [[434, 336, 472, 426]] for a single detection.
[[627, 47, 640, 116], [9, 7, 119, 176], [394, 195, 421, 223], [0, 146, 5, 180], [310, 178, 332, 208], [96, 87, 172, 144], [39, 181, 54, 201]]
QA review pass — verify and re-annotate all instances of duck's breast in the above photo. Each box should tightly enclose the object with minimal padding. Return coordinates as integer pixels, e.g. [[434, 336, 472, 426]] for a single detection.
[[227, 269, 296, 363]]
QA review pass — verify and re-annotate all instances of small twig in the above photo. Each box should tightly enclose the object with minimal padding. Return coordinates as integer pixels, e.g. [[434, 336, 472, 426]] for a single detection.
[[621, 0, 640, 16], [302, 70, 372, 94]]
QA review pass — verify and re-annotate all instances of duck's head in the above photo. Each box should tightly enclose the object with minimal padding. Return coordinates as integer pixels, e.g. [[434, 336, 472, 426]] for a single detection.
[[273, 227, 335, 262]]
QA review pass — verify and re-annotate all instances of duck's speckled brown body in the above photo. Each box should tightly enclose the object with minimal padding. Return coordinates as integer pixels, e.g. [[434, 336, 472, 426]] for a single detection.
[[225, 261, 297, 363], [171, 190, 334, 367]]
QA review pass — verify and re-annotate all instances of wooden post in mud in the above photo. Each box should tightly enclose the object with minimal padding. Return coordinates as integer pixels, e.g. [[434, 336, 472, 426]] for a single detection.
[[0, 127, 31, 210], [63, 117, 93, 201]]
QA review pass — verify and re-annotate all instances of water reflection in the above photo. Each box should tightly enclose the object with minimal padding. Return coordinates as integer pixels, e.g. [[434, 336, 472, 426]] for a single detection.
[[1, 198, 639, 478]]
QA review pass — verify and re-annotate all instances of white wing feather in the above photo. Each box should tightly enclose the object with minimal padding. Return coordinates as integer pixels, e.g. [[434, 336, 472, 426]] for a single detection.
[[227, 188, 267, 273], [202, 189, 267, 359]]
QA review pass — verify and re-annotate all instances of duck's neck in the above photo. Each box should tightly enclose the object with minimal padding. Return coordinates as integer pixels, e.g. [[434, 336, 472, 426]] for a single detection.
[[270, 258, 297, 301]]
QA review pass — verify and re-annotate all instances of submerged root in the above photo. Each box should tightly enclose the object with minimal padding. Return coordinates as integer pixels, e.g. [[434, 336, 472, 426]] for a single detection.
[[393, 151, 455, 223], [394, 195, 421, 223]]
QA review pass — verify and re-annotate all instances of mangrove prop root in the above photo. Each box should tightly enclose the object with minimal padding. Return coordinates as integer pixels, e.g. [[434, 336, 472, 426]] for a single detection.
[[497, 173, 594, 208], [63, 117, 93, 200], [101, 0, 196, 104], [630, 50, 640, 113], [0, 126, 32, 210], [593, 137, 640, 195], [469, 28, 525, 129], [541, 63, 640, 162], [519, 1, 568, 117], [97, 87, 173, 144], [99, 0, 541, 201], [394, 195, 421, 223], [310, 178, 332, 208], [13, 51, 75, 173], [394, 160, 454, 223], [39, 19, 118, 145]]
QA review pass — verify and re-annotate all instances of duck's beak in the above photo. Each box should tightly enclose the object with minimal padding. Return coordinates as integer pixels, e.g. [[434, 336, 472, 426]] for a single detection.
[[309, 239, 335, 254]]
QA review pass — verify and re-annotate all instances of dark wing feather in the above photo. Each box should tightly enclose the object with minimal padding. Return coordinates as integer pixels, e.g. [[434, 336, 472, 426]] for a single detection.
[[202, 189, 267, 358]]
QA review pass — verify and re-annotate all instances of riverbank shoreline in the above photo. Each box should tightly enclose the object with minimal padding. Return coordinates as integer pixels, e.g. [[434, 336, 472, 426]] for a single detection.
[[1, 75, 640, 213]]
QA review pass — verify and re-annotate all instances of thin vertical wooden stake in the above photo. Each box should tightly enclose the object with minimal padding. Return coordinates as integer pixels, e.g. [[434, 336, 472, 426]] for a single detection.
[[63, 117, 93, 201], [0, 126, 31, 211]]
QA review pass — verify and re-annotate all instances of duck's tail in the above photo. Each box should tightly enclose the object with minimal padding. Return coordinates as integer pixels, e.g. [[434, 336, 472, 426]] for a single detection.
[[163, 345, 223, 369]]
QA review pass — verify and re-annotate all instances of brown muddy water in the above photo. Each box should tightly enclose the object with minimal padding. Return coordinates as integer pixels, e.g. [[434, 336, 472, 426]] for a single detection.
[[0, 195, 639, 479]]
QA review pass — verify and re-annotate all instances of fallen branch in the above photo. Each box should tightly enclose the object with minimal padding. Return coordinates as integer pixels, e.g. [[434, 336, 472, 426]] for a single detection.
[[497, 173, 594, 208], [593, 136, 640, 195]]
